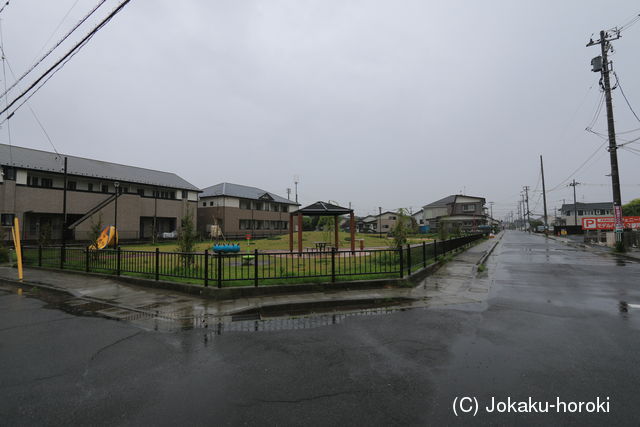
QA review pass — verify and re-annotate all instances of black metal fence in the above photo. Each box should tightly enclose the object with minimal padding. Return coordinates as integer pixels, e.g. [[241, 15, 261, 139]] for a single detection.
[[21, 234, 484, 288]]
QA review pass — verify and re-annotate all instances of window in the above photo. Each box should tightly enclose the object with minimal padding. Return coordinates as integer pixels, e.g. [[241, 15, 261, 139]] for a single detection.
[[27, 175, 39, 186], [1, 213, 14, 226], [202, 202, 206, 207], [463, 204, 476, 212], [1, 167, 15, 180], [182, 190, 188, 199], [122, 187, 129, 194], [101, 184, 109, 193], [565, 211, 571, 216], [170, 191, 176, 199], [240, 200, 251, 210], [137, 189, 145, 196], [41, 178, 53, 188], [209, 201, 214, 206], [67, 181, 76, 190], [390, 216, 396, 220], [88, 183, 94, 192], [578, 210, 584, 216], [239, 219, 251, 230]]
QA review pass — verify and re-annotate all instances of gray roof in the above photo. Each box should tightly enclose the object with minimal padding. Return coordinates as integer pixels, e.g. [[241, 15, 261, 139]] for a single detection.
[[200, 182, 296, 204], [425, 195, 457, 207], [425, 194, 485, 208], [560, 202, 612, 211], [0, 144, 199, 191]]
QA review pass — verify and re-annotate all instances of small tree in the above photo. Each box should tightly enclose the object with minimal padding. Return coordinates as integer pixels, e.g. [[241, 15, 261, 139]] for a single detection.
[[178, 208, 197, 260], [438, 222, 449, 241], [389, 208, 412, 250], [317, 216, 335, 243], [38, 222, 52, 247], [0, 228, 8, 263], [88, 214, 104, 249]]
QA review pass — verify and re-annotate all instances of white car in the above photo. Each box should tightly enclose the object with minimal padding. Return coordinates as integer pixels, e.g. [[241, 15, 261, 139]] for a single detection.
[[160, 231, 177, 239]]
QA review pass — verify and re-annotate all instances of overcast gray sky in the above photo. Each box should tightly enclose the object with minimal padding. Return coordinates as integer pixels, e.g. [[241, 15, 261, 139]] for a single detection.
[[1, 0, 639, 218]]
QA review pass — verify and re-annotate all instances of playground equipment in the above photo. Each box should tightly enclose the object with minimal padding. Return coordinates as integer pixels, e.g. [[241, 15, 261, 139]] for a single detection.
[[90, 226, 118, 250], [212, 244, 240, 253]]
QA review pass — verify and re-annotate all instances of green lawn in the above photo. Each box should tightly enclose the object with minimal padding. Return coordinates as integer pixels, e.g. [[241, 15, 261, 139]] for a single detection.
[[121, 231, 434, 253]]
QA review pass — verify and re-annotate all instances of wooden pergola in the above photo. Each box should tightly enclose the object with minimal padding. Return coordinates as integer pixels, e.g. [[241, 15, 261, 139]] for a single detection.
[[289, 201, 355, 252]]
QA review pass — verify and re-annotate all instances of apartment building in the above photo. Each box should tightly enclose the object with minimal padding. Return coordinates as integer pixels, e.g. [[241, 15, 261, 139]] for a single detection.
[[1, 144, 199, 242], [197, 182, 299, 238]]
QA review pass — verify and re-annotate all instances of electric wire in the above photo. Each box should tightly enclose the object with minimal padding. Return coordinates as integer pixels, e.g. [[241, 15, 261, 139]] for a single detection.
[[0, 0, 109, 101], [0, 1, 9, 16], [0, 0, 131, 118], [613, 72, 640, 124], [0, 48, 59, 154], [31, 0, 82, 64], [548, 141, 608, 192], [0, 15, 12, 167]]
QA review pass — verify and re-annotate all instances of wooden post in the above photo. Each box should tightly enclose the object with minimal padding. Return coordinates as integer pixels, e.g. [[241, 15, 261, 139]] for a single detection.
[[334, 215, 339, 250], [289, 214, 294, 252], [350, 211, 355, 253], [297, 213, 303, 253]]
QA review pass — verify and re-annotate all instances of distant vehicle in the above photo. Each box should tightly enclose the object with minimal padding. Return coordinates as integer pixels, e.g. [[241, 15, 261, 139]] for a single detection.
[[160, 231, 177, 239]]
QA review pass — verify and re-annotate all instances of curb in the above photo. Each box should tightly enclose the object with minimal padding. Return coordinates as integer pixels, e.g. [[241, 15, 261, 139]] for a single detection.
[[476, 232, 503, 266]]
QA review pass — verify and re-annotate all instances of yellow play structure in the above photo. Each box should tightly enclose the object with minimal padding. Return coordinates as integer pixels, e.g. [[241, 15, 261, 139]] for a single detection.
[[89, 226, 118, 250]]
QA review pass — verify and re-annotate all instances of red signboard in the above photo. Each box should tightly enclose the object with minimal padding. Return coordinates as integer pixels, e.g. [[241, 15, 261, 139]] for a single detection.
[[581, 216, 640, 230]]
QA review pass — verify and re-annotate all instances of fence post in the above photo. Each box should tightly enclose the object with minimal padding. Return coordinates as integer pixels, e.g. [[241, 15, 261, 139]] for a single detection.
[[254, 249, 259, 287], [85, 247, 89, 272], [398, 247, 404, 279], [217, 252, 222, 288], [155, 248, 159, 281], [433, 239, 438, 260], [60, 244, 65, 270], [38, 245, 42, 267], [203, 249, 209, 287], [331, 247, 336, 283], [422, 241, 426, 267], [116, 246, 121, 276], [406, 244, 411, 276]]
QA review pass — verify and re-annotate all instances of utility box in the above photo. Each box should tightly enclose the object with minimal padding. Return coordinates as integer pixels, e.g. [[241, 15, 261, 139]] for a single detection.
[[591, 56, 603, 72]]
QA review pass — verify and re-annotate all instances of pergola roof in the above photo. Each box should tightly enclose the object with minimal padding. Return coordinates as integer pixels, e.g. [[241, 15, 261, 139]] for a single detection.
[[294, 201, 353, 216]]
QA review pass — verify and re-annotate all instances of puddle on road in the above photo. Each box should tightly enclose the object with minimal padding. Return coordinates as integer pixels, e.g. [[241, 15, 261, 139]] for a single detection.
[[1, 282, 415, 334]]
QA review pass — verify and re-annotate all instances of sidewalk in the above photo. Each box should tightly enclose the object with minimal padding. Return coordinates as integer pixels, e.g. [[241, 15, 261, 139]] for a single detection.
[[547, 234, 640, 261], [0, 235, 501, 328]]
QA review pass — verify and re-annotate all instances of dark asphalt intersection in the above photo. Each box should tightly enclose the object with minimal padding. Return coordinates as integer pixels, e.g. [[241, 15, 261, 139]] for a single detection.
[[1, 231, 639, 425]]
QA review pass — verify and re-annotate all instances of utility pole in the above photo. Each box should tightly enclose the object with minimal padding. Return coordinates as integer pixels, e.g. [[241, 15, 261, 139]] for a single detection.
[[540, 156, 549, 236], [489, 201, 494, 220], [286, 188, 291, 201], [588, 29, 624, 244], [523, 186, 531, 233], [62, 157, 68, 259], [293, 175, 299, 205], [569, 179, 580, 227], [517, 201, 522, 231], [378, 206, 382, 239]]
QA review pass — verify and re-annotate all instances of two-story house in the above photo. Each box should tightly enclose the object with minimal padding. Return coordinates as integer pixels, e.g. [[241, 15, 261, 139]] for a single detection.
[[560, 202, 613, 226], [357, 211, 400, 234], [0, 144, 200, 242], [419, 194, 487, 233], [197, 182, 299, 239]]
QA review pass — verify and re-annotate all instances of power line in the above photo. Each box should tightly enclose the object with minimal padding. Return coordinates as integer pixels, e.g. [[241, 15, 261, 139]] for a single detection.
[[31, 0, 82, 64], [613, 72, 640, 124], [0, 0, 132, 118], [1, 50, 59, 154], [0, 1, 9, 16], [0, 0, 108, 101], [548, 140, 608, 192]]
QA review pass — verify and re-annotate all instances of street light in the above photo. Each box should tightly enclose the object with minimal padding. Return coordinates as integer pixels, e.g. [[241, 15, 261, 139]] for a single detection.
[[114, 181, 120, 245]]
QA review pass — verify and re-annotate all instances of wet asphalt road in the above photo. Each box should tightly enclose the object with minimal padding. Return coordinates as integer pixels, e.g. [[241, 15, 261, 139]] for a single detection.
[[1, 231, 639, 426]]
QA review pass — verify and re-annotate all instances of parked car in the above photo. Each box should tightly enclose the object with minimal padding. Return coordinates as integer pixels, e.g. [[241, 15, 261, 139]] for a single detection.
[[160, 231, 177, 239]]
